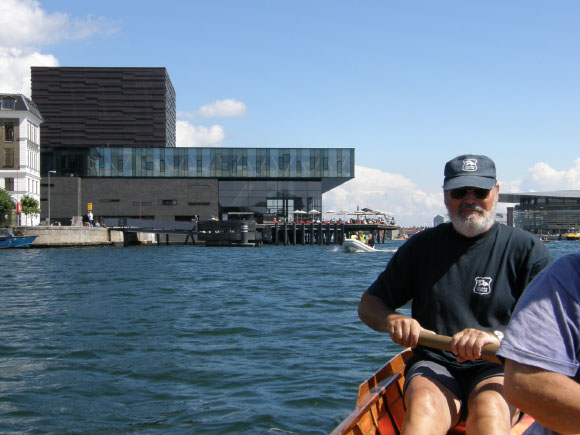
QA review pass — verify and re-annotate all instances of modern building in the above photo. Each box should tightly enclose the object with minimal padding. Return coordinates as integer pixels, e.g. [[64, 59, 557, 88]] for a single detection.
[[499, 190, 580, 234], [31, 66, 176, 151], [31, 67, 354, 226], [0, 94, 43, 225], [42, 147, 354, 225]]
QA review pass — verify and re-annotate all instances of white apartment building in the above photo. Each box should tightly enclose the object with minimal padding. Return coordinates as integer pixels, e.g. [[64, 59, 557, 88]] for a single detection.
[[1, 94, 44, 226]]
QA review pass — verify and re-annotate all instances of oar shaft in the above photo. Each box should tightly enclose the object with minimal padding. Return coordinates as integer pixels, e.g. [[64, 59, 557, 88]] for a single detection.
[[418, 332, 501, 364]]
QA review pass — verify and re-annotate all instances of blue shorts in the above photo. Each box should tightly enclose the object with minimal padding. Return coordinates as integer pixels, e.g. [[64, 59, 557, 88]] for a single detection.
[[403, 359, 504, 419]]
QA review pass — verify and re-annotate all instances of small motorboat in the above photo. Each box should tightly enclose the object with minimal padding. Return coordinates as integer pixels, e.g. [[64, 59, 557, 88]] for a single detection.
[[0, 228, 37, 248], [332, 333, 536, 435], [343, 238, 375, 253]]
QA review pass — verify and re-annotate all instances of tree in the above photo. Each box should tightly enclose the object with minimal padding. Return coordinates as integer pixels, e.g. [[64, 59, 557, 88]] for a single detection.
[[21, 195, 41, 225], [0, 188, 15, 225]]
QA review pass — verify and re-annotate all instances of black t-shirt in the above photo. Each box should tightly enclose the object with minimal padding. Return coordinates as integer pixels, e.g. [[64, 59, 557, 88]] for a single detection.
[[368, 223, 552, 368]]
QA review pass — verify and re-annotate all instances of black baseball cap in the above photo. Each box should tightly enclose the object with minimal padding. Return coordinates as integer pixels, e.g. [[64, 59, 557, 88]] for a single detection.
[[443, 154, 497, 190]]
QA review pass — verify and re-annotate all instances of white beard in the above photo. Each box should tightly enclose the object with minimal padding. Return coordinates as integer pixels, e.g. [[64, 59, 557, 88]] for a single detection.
[[449, 202, 497, 237]]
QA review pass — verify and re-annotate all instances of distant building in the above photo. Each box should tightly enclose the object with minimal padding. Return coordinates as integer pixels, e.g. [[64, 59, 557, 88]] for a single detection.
[[499, 191, 580, 234], [0, 94, 43, 225], [494, 212, 507, 225], [433, 215, 445, 226]]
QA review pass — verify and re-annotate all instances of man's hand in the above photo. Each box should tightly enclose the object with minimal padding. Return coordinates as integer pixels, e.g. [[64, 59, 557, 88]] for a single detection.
[[451, 328, 500, 362], [386, 313, 433, 348]]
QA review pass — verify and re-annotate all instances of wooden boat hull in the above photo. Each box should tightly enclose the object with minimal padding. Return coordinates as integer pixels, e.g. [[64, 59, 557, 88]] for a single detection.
[[332, 349, 536, 435], [343, 239, 375, 253]]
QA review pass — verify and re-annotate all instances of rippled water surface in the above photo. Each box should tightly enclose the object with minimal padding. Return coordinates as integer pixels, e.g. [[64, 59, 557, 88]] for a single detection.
[[0, 241, 576, 434]]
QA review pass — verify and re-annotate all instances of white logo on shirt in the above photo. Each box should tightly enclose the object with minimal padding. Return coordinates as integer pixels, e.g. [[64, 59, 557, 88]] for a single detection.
[[462, 159, 478, 172], [473, 277, 492, 294]]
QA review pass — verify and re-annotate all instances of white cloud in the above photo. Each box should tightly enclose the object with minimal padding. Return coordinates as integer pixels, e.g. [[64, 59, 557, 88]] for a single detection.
[[0, 0, 120, 46], [176, 120, 225, 147], [522, 158, 580, 191], [197, 99, 247, 118], [0, 0, 120, 96], [179, 99, 248, 120], [327, 158, 580, 227], [500, 157, 580, 193], [323, 165, 445, 227], [0, 48, 58, 96]]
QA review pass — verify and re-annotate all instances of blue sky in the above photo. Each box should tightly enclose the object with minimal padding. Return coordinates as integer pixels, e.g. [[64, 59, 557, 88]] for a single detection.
[[2, 0, 580, 225]]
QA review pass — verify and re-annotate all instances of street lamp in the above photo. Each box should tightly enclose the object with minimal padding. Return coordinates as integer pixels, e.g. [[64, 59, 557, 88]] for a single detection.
[[47, 170, 56, 226]]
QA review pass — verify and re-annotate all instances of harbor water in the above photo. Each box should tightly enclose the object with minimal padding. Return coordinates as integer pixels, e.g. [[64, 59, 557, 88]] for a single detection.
[[0, 240, 577, 434]]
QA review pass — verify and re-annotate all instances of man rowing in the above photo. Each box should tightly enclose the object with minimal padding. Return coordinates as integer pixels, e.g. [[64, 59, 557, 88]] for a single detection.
[[358, 154, 552, 434]]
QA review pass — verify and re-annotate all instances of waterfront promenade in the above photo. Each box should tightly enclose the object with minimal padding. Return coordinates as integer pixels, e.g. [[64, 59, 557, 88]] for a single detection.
[[15, 219, 399, 248]]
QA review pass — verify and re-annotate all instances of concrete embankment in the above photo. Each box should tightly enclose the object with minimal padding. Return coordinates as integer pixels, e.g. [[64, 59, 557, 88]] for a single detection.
[[18, 226, 127, 247]]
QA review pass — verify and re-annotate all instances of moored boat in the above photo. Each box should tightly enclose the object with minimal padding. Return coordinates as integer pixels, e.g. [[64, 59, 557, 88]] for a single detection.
[[565, 232, 580, 241], [0, 228, 37, 248], [343, 238, 375, 253], [332, 333, 536, 435]]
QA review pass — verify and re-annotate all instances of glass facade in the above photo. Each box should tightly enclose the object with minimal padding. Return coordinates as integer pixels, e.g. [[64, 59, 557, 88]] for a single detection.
[[44, 146, 354, 222], [219, 180, 322, 220], [513, 196, 580, 234], [87, 147, 354, 179]]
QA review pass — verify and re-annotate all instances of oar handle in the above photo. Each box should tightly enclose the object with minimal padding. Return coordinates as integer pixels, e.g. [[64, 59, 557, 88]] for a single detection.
[[418, 331, 501, 365]]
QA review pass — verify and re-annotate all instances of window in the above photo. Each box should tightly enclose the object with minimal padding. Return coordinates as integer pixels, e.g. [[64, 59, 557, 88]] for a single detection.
[[61, 155, 82, 173], [1, 98, 16, 110], [99, 199, 120, 203], [4, 148, 14, 167], [188, 201, 210, 206], [4, 178, 14, 191], [159, 199, 177, 206], [27, 121, 38, 143], [4, 123, 14, 142], [133, 201, 152, 206]]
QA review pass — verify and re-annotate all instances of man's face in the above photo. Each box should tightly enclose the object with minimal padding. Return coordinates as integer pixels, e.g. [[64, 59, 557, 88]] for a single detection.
[[444, 184, 499, 237]]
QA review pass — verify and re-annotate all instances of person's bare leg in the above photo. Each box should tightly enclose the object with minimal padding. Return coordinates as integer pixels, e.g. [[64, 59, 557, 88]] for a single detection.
[[466, 376, 517, 435], [402, 375, 461, 435]]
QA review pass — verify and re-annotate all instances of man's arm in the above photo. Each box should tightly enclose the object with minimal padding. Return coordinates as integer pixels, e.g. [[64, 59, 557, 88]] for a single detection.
[[358, 290, 393, 333], [358, 290, 423, 348], [503, 359, 580, 433]]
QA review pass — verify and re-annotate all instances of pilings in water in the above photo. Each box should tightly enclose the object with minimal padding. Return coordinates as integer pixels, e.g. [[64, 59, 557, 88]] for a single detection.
[[268, 222, 395, 246], [272, 222, 346, 246]]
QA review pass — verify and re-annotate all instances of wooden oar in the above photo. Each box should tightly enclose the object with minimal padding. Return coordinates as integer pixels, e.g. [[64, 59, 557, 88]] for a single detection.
[[418, 331, 501, 364]]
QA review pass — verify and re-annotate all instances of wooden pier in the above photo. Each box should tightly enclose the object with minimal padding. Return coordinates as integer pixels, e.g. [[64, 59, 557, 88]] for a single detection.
[[105, 218, 399, 247], [260, 221, 399, 246]]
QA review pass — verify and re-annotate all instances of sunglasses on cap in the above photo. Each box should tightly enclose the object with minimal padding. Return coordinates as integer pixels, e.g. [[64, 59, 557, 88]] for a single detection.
[[449, 188, 492, 200]]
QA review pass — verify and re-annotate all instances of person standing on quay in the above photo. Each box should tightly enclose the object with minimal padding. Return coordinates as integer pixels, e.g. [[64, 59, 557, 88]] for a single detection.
[[358, 154, 552, 434], [498, 253, 580, 434]]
